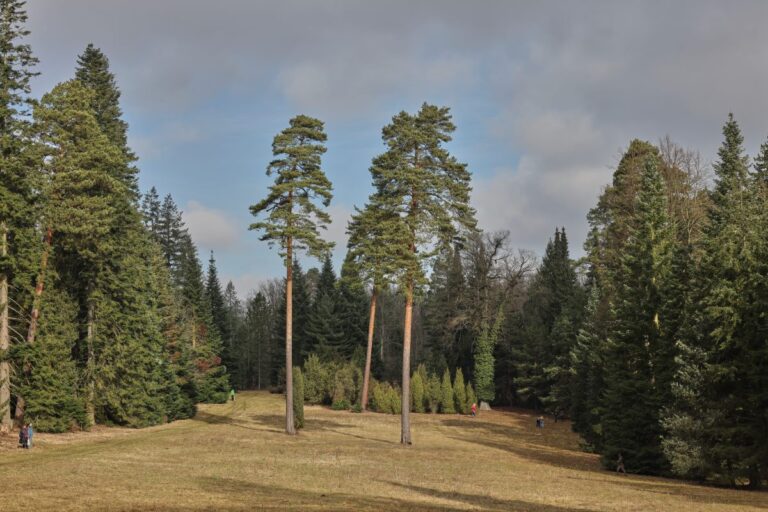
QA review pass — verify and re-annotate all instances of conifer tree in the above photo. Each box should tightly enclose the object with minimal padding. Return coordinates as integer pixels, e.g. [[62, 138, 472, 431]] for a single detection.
[[0, 0, 38, 433], [453, 368, 467, 414], [75, 44, 138, 197], [249, 115, 334, 435], [368, 103, 475, 444], [305, 256, 344, 358], [347, 199, 400, 410], [440, 368, 455, 414], [600, 156, 674, 474], [474, 311, 503, 405], [411, 371, 425, 413]]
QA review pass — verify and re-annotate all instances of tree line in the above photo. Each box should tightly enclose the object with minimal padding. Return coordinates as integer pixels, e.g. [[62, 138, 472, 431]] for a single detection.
[[0, 0, 229, 434]]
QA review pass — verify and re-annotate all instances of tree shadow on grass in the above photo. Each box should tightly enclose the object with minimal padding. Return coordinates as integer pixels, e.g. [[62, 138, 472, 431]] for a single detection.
[[441, 418, 599, 473], [193, 410, 275, 433], [383, 480, 601, 511], [247, 414, 396, 444], [443, 418, 768, 509], [191, 476, 470, 511]]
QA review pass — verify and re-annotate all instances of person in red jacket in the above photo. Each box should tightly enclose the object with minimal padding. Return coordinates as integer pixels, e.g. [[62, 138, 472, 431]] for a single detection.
[[470, 403, 477, 417]]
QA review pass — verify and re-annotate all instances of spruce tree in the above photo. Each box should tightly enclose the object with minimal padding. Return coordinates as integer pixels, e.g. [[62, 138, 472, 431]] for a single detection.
[[75, 44, 138, 197], [440, 368, 455, 414], [411, 371, 425, 413], [305, 256, 344, 358], [368, 103, 476, 444], [453, 368, 467, 414], [601, 157, 673, 473], [0, 0, 38, 434], [249, 115, 334, 435]]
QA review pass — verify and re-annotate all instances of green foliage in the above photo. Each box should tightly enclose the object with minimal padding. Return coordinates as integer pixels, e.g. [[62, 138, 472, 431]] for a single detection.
[[474, 311, 503, 403], [453, 368, 467, 414], [303, 353, 329, 404], [370, 381, 401, 415], [440, 369, 455, 414], [426, 373, 441, 413], [249, 114, 334, 261], [14, 287, 85, 432], [411, 371, 425, 413], [331, 399, 350, 411], [465, 383, 477, 413], [293, 367, 304, 429]]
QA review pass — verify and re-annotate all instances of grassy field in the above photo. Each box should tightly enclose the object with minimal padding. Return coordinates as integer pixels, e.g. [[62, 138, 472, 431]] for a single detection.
[[0, 391, 766, 511]]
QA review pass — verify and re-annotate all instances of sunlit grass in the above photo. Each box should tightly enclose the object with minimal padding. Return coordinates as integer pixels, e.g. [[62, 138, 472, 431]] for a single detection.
[[0, 391, 765, 511]]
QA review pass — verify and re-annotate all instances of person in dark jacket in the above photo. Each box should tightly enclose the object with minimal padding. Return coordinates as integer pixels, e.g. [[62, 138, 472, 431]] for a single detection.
[[19, 424, 28, 449]]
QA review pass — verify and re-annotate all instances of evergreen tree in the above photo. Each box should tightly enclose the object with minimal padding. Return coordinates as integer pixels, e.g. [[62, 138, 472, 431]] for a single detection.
[[453, 367, 467, 414], [600, 157, 674, 474], [346, 199, 400, 410], [665, 115, 768, 487], [474, 311, 503, 405], [205, 252, 232, 373], [0, 0, 39, 434], [336, 253, 369, 360], [141, 186, 162, 234], [249, 115, 334, 435], [368, 103, 476, 444], [440, 368, 455, 414], [75, 44, 138, 197], [305, 256, 344, 358], [411, 371, 425, 413]]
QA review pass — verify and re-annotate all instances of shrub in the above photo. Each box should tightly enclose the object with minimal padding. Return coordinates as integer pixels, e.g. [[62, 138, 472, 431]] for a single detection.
[[331, 399, 350, 411], [303, 354, 329, 404], [411, 372, 426, 413], [466, 382, 477, 413], [333, 364, 357, 405], [293, 367, 305, 429], [386, 384, 402, 414], [454, 368, 467, 414], [351, 402, 362, 413], [440, 369, 455, 414]]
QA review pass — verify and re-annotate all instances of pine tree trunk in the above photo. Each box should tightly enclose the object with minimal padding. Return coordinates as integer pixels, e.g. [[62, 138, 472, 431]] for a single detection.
[[284, 238, 296, 435], [0, 222, 11, 434], [401, 280, 413, 445], [85, 299, 96, 428], [15, 227, 53, 426], [361, 289, 377, 411]]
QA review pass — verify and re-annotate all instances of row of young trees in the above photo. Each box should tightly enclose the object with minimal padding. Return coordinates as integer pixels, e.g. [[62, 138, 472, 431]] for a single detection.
[[0, 1, 228, 433]]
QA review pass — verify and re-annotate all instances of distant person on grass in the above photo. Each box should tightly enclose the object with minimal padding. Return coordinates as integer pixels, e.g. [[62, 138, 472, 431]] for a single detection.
[[616, 453, 626, 474], [27, 423, 34, 449], [471, 403, 477, 417], [230, 388, 236, 402], [18, 425, 27, 448]]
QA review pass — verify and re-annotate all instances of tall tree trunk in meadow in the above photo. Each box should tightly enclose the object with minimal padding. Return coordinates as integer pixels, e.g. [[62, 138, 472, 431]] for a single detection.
[[401, 280, 413, 444], [0, 223, 10, 434], [284, 237, 296, 435], [361, 288, 377, 410], [85, 299, 96, 428]]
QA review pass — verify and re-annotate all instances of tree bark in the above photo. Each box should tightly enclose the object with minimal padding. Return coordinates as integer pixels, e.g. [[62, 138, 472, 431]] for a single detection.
[[15, 227, 53, 426], [400, 280, 413, 445], [361, 289, 377, 411], [85, 299, 96, 428], [0, 222, 11, 434], [284, 237, 296, 435]]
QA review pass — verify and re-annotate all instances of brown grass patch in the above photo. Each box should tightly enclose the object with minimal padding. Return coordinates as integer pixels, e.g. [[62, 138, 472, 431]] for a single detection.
[[0, 391, 765, 511]]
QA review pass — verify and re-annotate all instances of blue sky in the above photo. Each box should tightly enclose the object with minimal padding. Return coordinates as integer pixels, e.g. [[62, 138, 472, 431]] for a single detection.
[[25, 1, 768, 296]]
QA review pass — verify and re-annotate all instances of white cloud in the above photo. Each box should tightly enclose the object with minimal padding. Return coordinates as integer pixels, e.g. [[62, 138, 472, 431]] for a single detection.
[[184, 201, 240, 251]]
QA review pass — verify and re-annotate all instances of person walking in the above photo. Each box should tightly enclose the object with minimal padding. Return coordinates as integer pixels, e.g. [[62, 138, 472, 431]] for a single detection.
[[616, 453, 626, 474], [20, 424, 28, 449], [26, 423, 34, 449], [470, 403, 477, 417], [229, 388, 236, 402]]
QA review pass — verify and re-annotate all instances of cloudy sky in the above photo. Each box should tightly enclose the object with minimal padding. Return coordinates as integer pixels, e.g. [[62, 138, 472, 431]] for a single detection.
[[25, 1, 768, 296]]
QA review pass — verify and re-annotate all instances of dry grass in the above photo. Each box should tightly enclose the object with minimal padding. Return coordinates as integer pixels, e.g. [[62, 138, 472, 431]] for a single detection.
[[0, 391, 766, 511]]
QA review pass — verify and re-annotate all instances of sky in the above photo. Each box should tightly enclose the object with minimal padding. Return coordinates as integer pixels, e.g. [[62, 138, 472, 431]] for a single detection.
[[24, 0, 768, 297]]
